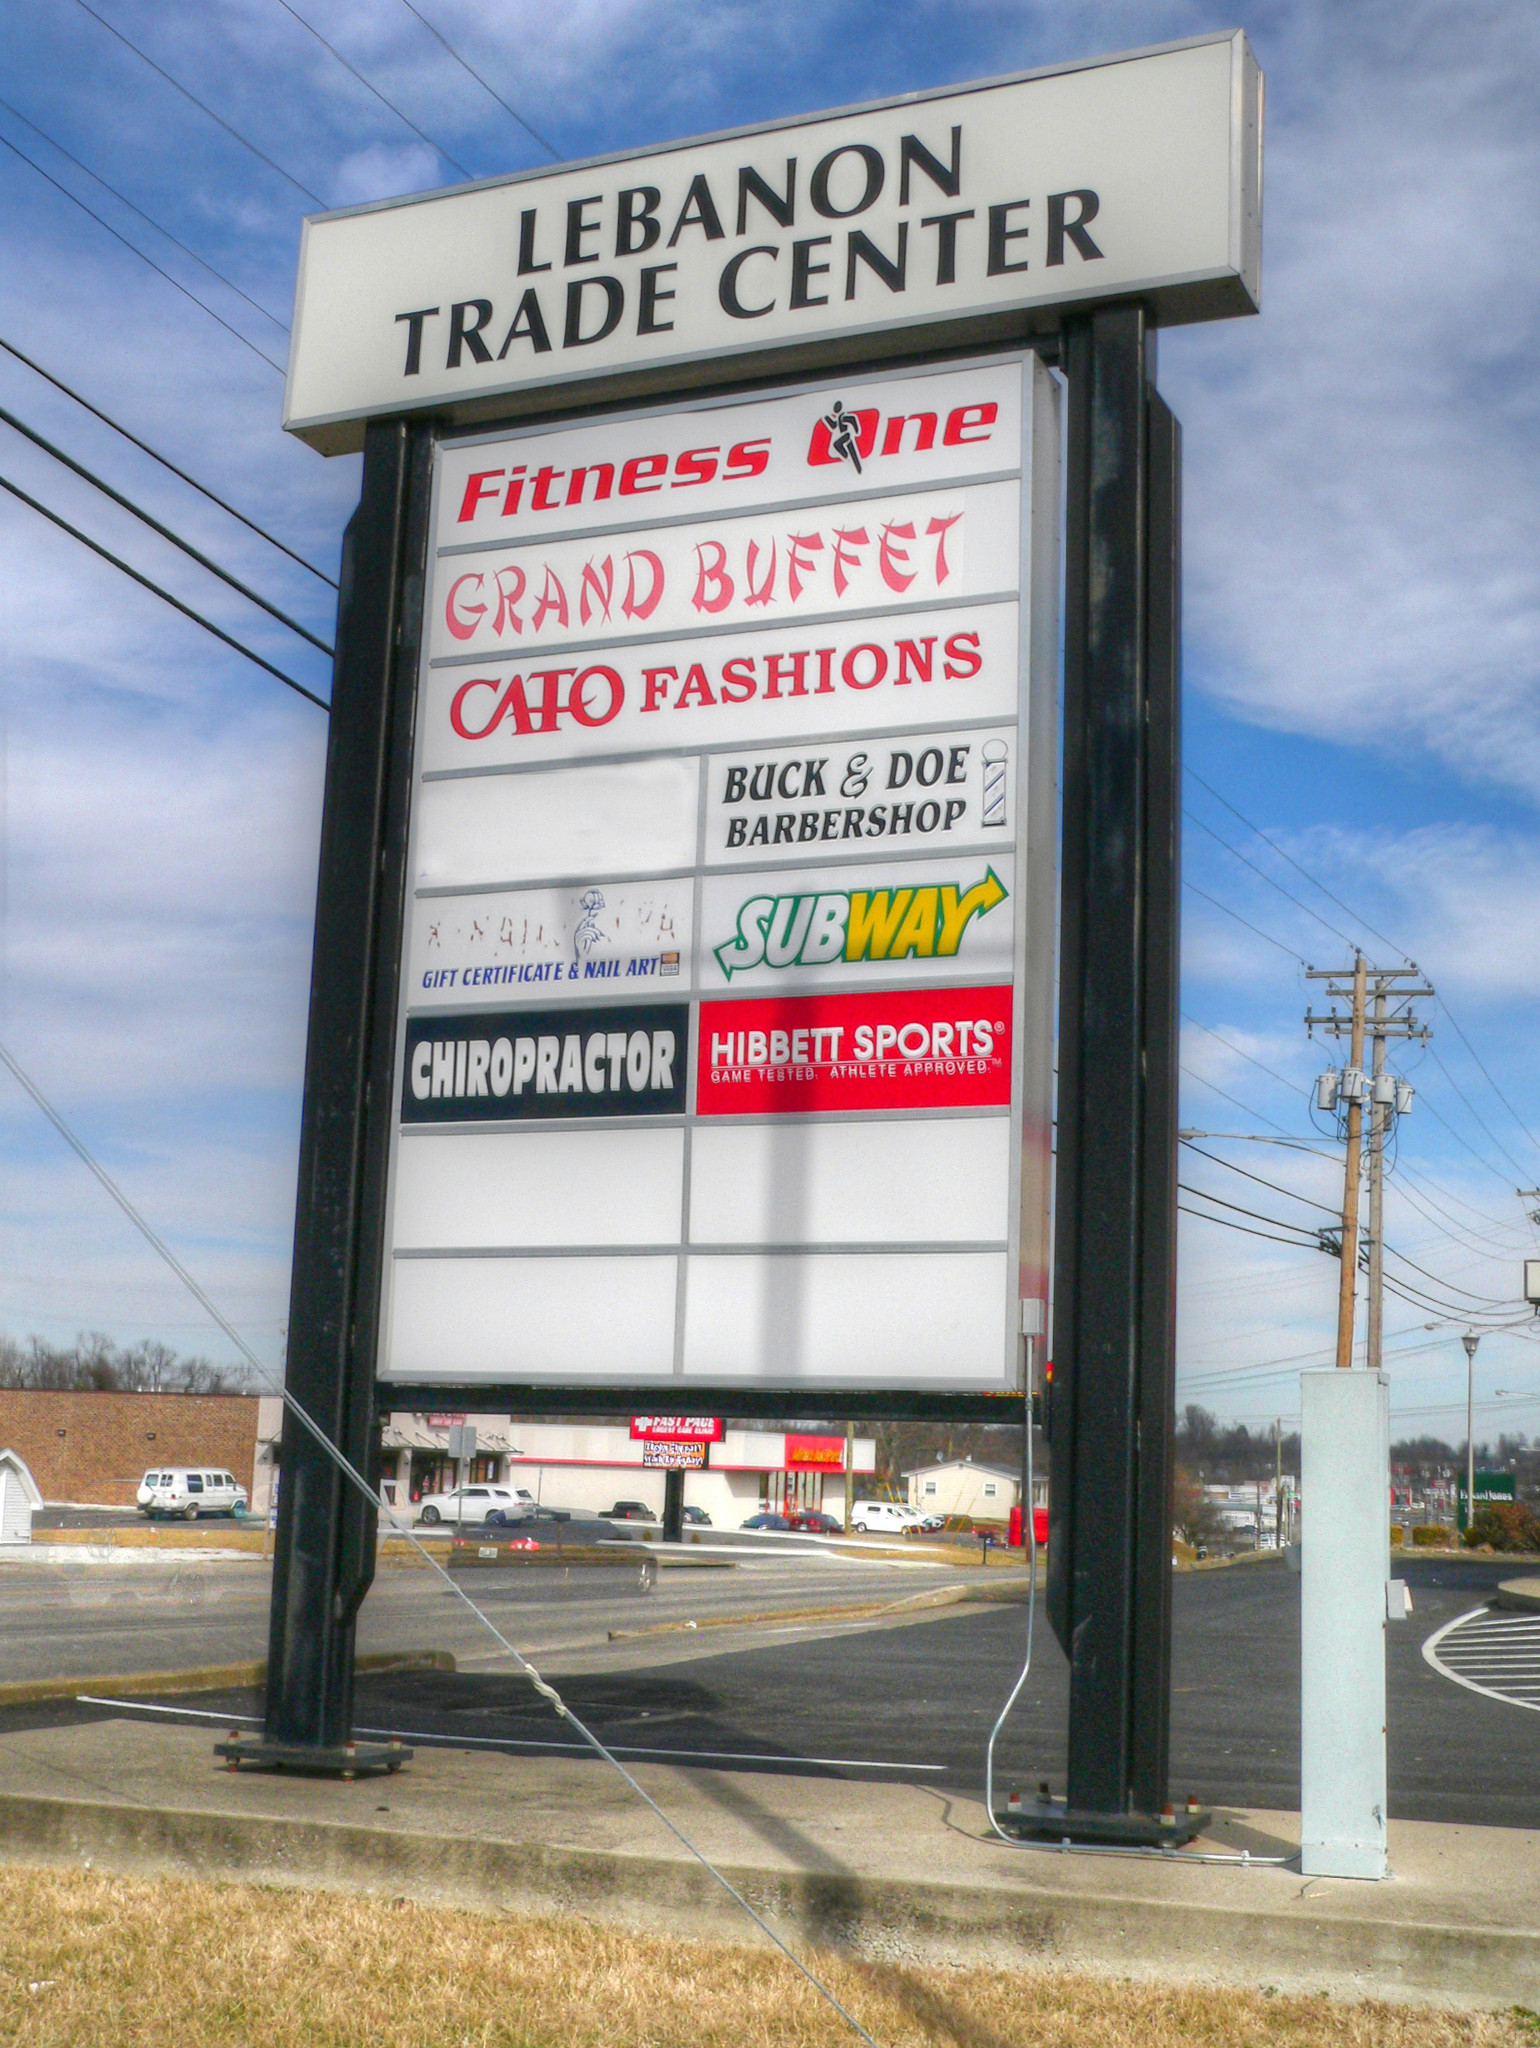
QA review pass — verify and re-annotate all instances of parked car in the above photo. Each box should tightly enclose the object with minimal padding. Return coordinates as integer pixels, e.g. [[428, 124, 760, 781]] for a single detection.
[[137, 1468, 249, 1520], [415, 1484, 529, 1526], [849, 1499, 926, 1536], [918, 1513, 949, 1533], [486, 1488, 538, 1526], [740, 1512, 793, 1531], [682, 1505, 712, 1526], [790, 1510, 844, 1535], [600, 1500, 657, 1521]]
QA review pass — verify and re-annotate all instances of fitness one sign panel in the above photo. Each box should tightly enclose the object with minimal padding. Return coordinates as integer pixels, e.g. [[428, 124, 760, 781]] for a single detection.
[[379, 355, 1055, 1390], [285, 34, 1260, 451]]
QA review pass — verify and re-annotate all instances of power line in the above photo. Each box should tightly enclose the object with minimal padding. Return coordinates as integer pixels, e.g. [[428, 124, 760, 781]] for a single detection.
[[1186, 765, 1412, 962], [1181, 1013, 1301, 1095], [270, 0, 473, 179], [1180, 1063, 1295, 1137], [393, 0, 560, 160], [1178, 1203, 1314, 1251], [69, 0, 325, 206], [1180, 1141, 1340, 1216], [1182, 879, 1307, 964], [0, 335, 336, 587], [1178, 1182, 1320, 1241], [1185, 808, 1362, 952], [0, 469, 328, 711], [1426, 1048, 1532, 1181], [1435, 1001, 1540, 1170], [0, 96, 289, 332], [1190, 765, 1540, 1184], [0, 130, 286, 375], [0, 402, 333, 656]]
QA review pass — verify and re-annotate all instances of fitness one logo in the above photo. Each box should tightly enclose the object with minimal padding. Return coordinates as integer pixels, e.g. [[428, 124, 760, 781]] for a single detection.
[[713, 868, 1006, 979]]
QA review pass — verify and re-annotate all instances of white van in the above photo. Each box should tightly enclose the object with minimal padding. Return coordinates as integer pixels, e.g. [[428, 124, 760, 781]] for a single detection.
[[136, 1468, 249, 1520], [849, 1499, 926, 1536]]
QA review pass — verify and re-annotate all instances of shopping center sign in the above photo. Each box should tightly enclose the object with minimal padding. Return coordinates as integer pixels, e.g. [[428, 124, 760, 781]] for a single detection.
[[284, 33, 1260, 451]]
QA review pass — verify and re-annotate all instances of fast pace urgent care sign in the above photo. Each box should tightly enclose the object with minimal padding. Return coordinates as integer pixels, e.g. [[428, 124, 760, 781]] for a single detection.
[[286, 35, 1262, 1396]]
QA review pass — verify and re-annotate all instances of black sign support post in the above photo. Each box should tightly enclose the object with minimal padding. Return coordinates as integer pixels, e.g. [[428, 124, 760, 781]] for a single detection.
[[1040, 303, 1193, 1846], [220, 419, 428, 1777]]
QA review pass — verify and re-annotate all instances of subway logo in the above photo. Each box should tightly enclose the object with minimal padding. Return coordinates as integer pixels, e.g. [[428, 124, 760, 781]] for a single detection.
[[713, 869, 1006, 979]]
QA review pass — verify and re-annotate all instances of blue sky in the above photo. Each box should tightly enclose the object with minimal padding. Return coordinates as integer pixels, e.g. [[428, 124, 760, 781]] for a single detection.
[[2, 0, 1538, 1439]]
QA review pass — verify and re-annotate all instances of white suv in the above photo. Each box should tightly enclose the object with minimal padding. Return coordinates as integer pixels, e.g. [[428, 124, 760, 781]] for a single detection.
[[849, 1499, 927, 1536], [137, 1468, 249, 1520], [414, 1484, 534, 1526]]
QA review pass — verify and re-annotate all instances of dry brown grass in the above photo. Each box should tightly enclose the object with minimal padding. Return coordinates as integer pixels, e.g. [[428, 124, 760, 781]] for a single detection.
[[0, 1863, 1528, 2048]]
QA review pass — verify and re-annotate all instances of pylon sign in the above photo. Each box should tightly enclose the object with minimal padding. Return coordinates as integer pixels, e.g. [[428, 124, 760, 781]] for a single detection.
[[279, 31, 1262, 1401], [381, 354, 1058, 1391]]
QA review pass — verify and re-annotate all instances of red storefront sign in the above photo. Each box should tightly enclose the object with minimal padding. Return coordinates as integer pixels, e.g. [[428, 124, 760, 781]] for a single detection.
[[697, 985, 1012, 1116], [629, 1415, 725, 1442], [786, 1434, 847, 1468]]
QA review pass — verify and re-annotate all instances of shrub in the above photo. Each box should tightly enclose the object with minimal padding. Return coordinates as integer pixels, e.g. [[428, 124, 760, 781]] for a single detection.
[[1390, 1524, 1404, 1546], [1463, 1502, 1540, 1552], [1410, 1524, 1450, 1546]]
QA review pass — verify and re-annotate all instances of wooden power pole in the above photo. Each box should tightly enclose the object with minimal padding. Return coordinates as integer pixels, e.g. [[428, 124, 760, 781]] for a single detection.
[[1307, 960, 1432, 1369]]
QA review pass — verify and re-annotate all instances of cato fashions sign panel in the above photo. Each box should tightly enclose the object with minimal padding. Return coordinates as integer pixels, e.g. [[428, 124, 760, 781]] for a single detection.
[[377, 352, 1057, 1391]]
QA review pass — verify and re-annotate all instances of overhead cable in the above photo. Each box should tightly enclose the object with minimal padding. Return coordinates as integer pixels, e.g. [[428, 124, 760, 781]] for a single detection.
[[69, 0, 326, 206], [1180, 1140, 1340, 1216], [0, 96, 289, 332], [1427, 1046, 1536, 1180], [1182, 879, 1307, 965], [0, 130, 286, 375], [0, 402, 333, 655], [1186, 765, 1412, 963], [0, 469, 328, 710], [1177, 1181, 1320, 1240], [0, 1035, 882, 2048], [1181, 1012, 1301, 1096], [1185, 808, 1361, 952], [1179, 1062, 1295, 1138], [1177, 1203, 1314, 1250], [1192, 766, 1540, 1180], [270, 0, 473, 179], [393, 0, 560, 159], [0, 335, 336, 587]]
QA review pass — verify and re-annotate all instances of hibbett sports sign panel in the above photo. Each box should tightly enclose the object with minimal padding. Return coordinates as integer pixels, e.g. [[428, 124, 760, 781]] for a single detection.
[[378, 354, 1057, 1391]]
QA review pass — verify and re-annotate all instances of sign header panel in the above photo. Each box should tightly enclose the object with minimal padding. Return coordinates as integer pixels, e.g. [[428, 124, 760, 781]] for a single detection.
[[285, 34, 1260, 451]]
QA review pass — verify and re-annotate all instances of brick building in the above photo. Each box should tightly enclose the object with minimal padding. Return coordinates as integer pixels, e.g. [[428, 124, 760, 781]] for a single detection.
[[0, 1390, 278, 1509]]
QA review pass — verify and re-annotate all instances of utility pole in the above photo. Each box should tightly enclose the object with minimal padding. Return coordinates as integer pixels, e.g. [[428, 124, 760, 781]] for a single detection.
[[1462, 1330, 1480, 1533], [1308, 960, 1432, 1369], [1274, 1417, 1283, 1547], [844, 1420, 856, 1533]]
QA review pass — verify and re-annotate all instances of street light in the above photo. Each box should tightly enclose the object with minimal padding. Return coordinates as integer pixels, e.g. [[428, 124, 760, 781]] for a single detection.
[[1461, 1331, 1481, 1535]]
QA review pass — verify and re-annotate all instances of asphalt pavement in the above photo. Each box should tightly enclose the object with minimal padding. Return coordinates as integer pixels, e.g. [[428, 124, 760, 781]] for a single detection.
[[4, 1550, 1536, 1828]]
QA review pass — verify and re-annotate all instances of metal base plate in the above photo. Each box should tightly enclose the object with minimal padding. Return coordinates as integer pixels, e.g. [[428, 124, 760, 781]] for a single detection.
[[214, 1735, 412, 1778], [996, 1798, 1209, 1849]]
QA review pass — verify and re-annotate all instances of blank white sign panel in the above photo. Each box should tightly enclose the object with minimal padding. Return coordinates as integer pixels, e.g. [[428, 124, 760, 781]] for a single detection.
[[681, 1253, 1010, 1381], [377, 352, 1058, 1391], [688, 1118, 1010, 1247], [393, 1128, 684, 1249], [390, 1256, 679, 1380]]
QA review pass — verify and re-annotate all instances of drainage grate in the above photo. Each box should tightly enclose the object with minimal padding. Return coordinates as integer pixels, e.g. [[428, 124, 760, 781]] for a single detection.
[[1422, 1606, 1540, 1713]]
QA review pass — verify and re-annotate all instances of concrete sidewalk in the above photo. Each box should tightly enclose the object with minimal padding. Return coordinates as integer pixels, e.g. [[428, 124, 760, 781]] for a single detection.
[[0, 1712, 1532, 2009]]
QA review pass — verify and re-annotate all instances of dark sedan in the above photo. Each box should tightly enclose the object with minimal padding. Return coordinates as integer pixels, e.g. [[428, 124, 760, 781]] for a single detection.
[[740, 1512, 792, 1531]]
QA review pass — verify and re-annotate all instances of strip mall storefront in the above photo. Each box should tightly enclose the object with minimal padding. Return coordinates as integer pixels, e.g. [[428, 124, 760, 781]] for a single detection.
[[379, 1415, 875, 1523]]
